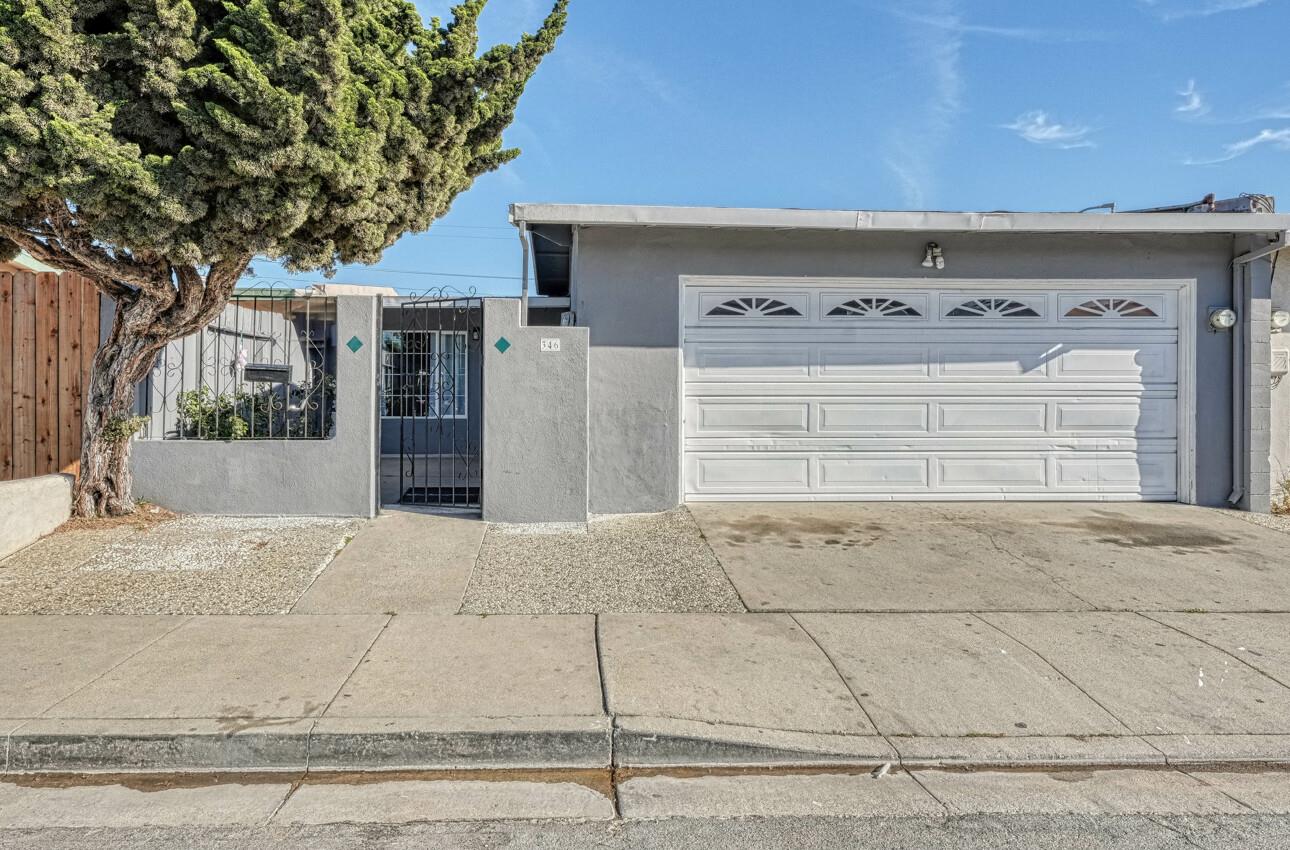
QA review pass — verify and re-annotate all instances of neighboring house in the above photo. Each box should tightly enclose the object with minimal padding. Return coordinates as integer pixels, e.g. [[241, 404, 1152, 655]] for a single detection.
[[126, 199, 1290, 521], [509, 200, 1289, 517]]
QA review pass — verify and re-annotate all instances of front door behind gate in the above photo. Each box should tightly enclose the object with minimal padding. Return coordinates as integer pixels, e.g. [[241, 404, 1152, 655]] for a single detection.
[[389, 295, 483, 508]]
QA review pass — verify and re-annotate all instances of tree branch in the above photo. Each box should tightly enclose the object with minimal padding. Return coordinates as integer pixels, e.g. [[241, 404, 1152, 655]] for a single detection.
[[40, 200, 171, 295], [0, 224, 136, 300]]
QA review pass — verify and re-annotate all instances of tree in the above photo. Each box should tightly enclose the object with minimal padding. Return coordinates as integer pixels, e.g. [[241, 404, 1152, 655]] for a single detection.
[[0, 0, 566, 516]]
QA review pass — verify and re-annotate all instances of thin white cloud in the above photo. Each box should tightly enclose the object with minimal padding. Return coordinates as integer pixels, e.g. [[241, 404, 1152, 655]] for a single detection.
[[1186, 128, 1290, 164], [888, 10, 1109, 42], [1138, 0, 1269, 21], [557, 45, 680, 108], [887, 10, 1109, 42], [1175, 79, 1209, 117], [1004, 111, 1096, 149], [884, 0, 965, 208]]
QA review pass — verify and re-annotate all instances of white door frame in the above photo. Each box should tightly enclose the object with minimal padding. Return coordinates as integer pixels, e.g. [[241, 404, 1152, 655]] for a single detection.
[[677, 275, 1198, 504]]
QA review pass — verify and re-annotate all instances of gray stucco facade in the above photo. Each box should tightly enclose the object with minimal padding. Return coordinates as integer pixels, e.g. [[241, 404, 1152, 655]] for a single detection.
[[565, 225, 1274, 514]]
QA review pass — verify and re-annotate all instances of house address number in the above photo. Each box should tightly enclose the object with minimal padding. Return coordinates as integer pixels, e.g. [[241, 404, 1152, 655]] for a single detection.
[[541, 338, 561, 352]]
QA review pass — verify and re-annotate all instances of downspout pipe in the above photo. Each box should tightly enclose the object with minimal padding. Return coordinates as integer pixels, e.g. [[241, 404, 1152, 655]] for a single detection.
[[517, 219, 531, 327], [1228, 231, 1289, 506]]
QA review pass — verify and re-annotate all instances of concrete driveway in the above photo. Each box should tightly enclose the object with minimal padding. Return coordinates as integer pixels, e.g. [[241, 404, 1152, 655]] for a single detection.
[[688, 502, 1290, 613]]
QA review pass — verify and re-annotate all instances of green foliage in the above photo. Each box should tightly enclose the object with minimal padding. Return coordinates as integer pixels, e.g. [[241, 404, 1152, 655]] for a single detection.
[[102, 414, 149, 443], [177, 387, 250, 440], [0, 0, 566, 273], [177, 371, 336, 440]]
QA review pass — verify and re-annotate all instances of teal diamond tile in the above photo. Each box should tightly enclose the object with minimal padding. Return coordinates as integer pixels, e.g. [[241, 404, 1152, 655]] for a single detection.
[[346, 335, 364, 353], [494, 336, 511, 353]]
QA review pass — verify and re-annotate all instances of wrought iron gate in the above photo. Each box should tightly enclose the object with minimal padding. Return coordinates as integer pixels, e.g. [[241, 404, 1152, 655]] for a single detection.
[[386, 293, 484, 508]]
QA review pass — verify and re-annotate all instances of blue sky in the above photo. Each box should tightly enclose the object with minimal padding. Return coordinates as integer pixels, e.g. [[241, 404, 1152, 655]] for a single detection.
[[251, 0, 1290, 296]]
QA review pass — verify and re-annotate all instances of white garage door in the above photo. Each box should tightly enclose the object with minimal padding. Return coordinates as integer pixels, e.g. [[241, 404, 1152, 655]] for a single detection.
[[682, 280, 1186, 501]]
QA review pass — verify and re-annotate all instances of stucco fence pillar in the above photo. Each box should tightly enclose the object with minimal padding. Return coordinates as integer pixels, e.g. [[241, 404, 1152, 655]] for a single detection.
[[482, 299, 589, 524], [129, 295, 381, 517]]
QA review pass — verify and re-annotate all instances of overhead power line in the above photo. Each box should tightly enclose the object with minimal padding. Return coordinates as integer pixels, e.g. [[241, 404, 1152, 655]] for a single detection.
[[250, 260, 521, 281]]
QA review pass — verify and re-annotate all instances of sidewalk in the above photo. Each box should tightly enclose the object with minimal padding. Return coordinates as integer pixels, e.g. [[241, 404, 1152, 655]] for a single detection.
[[5, 608, 1290, 773]]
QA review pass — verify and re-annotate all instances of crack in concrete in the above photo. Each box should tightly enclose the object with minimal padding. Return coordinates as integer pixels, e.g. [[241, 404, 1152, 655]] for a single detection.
[[971, 613, 1137, 736], [1139, 612, 1290, 693], [925, 505, 1100, 611], [788, 613, 889, 740], [37, 616, 194, 718]]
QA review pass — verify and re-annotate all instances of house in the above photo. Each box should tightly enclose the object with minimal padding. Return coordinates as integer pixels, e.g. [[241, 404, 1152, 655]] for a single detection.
[[127, 199, 1290, 522], [507, 199, 1289, 517]]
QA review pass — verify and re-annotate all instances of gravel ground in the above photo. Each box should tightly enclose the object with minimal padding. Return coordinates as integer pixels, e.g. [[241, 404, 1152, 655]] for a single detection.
[[1226, 510, 1290, 535], [460, 508, 746, 614], [0, 516, 366, 615]]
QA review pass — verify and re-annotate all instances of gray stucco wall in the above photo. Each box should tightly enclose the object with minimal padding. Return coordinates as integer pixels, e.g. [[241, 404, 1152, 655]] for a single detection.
[[130, 295, 380, 517], [482, 299, 589, 523], [573, 227, 1243, 513]]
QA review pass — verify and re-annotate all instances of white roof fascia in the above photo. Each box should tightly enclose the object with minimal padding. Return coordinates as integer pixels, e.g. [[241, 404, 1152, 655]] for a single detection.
[[508, 203, 1290, 235]]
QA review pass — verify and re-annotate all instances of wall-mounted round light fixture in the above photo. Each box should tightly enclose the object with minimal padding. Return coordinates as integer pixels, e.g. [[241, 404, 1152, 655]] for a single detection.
[[1273, 310, 1290, 332], [1209, 308, 1238, 331]]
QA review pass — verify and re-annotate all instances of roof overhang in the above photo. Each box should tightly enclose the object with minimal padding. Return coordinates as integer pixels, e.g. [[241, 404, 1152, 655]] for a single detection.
[[509, 203, 1290, 235]]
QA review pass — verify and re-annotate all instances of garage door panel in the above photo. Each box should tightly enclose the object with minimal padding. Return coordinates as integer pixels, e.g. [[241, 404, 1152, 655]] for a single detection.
[[819, 457, 930, 488], [688, 400, 811, 435], [690, 456, 811, 492], [937, 402, 1049, 433], [1054, 454, 1177, 492], [937, 457, 1049, 488], [937, 346, 1054, 378], [690, 344, 811, 380], [817, 347, 930, 378], [1054, 399, 1177, 437], [818, 402, 929, 434], [1055, 346, 1175, 382]]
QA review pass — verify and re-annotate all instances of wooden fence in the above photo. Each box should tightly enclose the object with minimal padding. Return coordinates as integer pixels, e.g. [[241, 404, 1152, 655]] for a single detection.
[[0, 271, 101, 482]]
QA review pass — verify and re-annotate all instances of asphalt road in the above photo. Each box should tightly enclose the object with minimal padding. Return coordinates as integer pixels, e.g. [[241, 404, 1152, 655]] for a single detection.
[[3, 815, 1289, 849], [3, 769, 1289, 849]]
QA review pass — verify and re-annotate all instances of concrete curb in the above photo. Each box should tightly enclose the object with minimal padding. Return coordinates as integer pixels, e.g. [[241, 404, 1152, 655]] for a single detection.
[[4, 716, 611, 774], [308, 716, 612, 771], [614, 716, 896, 768], [6, 717, 1290, 774], [7, 719, 314, 773]]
